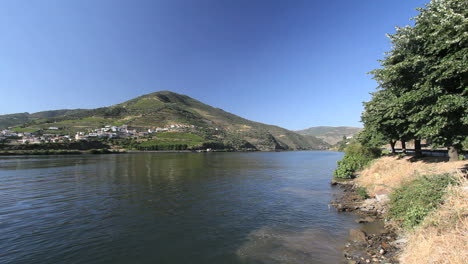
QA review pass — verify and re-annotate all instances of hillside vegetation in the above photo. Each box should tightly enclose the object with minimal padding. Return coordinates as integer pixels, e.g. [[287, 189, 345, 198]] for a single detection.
[[0, 91, 328, 151]]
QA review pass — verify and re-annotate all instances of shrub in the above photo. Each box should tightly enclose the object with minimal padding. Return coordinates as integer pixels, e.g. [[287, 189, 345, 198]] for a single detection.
[[356, 187, 369, 199], [333, 143, 381, 179], [388, 174, 457, 229]]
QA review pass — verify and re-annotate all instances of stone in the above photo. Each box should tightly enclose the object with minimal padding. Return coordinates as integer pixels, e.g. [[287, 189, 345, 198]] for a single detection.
[[376, 193, 390, 203], [349, 229, 367, 243], [362, 198, 378, 206], [355, 216, 376, 223], [391, 237, 408, 248], [360, 199, 379, 213], [381, 242, 390, 250]]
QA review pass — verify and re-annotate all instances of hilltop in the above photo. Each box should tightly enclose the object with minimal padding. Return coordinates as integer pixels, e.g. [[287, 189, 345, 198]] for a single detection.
[[296, 126, 362, 145], [0, 91, 329, 151]]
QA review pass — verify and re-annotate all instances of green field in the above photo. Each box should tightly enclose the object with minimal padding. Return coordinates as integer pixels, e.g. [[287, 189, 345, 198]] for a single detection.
[[11, 127, 38, 133]]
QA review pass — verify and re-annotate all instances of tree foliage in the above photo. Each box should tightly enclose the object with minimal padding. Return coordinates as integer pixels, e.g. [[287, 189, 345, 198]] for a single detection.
[[333, 143, 381, 179], [363, 0, 467, 160]]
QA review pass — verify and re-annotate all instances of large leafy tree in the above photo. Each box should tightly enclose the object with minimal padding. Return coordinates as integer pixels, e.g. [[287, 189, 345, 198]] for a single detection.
[[411, 0, 468, 160], [361, 90, 404, 153], [367, 0, 467, 161], [368, 25, 424, 156]]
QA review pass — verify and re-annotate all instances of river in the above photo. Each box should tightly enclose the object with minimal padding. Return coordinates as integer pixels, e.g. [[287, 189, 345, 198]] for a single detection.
[[0, 151, 359, 264]]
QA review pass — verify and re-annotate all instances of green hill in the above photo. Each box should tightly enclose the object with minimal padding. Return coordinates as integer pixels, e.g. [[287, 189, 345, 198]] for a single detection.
[[295, 126, 362, 145], [0, 91, 329, 151], [0, 109, 87, 129]]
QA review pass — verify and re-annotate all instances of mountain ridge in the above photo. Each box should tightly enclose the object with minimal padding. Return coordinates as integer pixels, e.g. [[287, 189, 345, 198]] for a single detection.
[[295, 126, 362, 145], [0, 91, 329, 151]]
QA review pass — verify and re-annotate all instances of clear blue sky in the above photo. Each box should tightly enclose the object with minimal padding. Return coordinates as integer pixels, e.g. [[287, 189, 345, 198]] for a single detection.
[[0, 0, 428, 130]]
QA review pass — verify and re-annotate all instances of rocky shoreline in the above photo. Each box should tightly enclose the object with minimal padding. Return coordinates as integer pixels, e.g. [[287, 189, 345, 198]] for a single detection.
[[331, 180, 403, 264]]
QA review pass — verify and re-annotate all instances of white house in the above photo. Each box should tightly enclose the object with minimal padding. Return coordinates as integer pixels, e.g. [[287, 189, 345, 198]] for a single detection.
[[75, 132, 88, 141]]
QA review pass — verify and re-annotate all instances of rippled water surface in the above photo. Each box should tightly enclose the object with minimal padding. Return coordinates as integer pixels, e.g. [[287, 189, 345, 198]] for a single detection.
[[0, 151, 358, 264]]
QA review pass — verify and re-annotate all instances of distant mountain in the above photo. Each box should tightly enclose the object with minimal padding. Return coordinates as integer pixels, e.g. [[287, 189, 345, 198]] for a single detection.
[[0, 109, 86, 129], [296, 126, 362, 145], [0, 91, 329, 151]]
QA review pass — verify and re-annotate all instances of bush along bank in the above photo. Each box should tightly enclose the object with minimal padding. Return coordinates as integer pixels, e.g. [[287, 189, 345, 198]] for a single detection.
[[333, 143, 381, 180], [331, 155, 467, 264]]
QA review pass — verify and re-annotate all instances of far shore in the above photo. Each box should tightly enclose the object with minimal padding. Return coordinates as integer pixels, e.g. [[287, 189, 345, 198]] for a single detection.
[[0, 148, 331, 156]]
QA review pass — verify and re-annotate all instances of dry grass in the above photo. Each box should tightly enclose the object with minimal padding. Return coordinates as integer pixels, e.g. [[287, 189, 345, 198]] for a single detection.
[[354, 156, 467, 263], [400, 176, 468, 264], [355, 156, 467, 197]]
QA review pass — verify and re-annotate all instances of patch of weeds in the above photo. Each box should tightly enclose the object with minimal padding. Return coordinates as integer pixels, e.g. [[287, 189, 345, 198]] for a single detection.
[[356, 186, 369, 199], [388, 174, 457, 229], [381, 149, 391, 155]]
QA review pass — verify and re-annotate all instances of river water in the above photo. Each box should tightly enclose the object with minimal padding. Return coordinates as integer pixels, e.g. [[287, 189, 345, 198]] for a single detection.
[[0, 151, 359, 264]]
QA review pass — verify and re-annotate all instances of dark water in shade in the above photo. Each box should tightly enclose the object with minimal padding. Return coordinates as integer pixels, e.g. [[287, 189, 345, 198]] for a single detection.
[[0, 151, 360, 264]]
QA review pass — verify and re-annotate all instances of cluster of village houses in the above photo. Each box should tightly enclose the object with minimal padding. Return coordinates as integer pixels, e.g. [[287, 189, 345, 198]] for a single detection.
[[0, 124, 196, 144]]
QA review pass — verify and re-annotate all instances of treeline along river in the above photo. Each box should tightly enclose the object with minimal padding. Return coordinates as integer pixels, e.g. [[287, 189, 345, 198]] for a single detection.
[[0, 151, 361, 264]]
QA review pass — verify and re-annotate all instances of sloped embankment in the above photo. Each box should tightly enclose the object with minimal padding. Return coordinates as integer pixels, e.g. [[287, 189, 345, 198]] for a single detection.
[[356, 156, 466, 198], [399, 177, 467, 264], [333, 156, 467, 264]]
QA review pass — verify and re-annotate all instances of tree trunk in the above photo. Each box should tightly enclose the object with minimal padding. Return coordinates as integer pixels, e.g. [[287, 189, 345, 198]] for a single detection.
[[414, 139, 422, 158], [448, 145, 459, 162], [390, 140, 396, 154], [401, 140, 406, 154]]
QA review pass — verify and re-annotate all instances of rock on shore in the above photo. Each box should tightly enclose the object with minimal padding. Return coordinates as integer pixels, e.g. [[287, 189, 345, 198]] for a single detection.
[[331, 180, 401, 264]]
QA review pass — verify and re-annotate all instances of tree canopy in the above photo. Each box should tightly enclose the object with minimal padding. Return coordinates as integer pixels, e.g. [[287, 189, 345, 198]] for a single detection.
[[363, 0, 467, 161]]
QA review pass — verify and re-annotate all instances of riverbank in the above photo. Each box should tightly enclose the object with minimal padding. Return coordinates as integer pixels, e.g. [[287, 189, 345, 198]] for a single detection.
[[0, 148, 323, 156], [331, 181, 400, 264], [331, 156, 467, 264], [0, 149, 249, 156], [0, 149, 127, 155]]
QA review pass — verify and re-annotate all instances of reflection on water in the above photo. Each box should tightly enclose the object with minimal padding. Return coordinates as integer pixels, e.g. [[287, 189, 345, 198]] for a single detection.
[[279, 187, 332, 197], [0, 151, 356, 264]]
